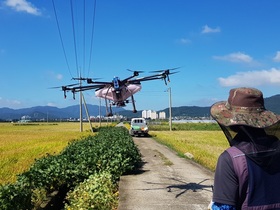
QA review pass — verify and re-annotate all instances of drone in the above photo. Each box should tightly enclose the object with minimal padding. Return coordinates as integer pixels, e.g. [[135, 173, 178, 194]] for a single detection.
[[58, 68, 179, 116]]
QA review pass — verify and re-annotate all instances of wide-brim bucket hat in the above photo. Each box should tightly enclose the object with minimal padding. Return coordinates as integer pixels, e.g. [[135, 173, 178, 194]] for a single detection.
[[210, 87, 280, 128]]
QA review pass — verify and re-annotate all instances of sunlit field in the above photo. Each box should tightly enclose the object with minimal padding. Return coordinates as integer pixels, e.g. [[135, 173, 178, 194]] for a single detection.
[[0, 122, 98, 185], [1, 121, 229, 185], [150, 130, 229, 171]]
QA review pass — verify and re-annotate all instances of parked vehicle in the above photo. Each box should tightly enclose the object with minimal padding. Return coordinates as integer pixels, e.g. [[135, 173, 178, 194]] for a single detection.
[[129, 118, 149, 136]]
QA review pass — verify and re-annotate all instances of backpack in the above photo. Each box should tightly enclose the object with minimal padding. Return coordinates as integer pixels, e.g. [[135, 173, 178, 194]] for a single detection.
[[227, 146, 280, 210]]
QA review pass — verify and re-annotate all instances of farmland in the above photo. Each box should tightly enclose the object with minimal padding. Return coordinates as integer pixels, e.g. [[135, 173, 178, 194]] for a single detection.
[[0, 122, 228, 185], [150, 130, 228, 171], [0, 122, 98, 184], [0, 125, 140, 209]]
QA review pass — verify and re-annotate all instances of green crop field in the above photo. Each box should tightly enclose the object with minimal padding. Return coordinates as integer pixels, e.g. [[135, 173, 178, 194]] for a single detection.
[[0, 121, 229, 185], [0, 122, 97, 185]]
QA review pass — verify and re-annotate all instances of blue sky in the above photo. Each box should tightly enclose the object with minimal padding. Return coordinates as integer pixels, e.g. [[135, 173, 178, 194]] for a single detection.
[[1, 0, 280, 112]]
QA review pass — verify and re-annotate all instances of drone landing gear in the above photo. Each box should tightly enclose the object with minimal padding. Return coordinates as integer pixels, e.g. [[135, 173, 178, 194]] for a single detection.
[[131, 95, 137, 113], [107, 104, 113, 117], [105, 99, 113, 117]]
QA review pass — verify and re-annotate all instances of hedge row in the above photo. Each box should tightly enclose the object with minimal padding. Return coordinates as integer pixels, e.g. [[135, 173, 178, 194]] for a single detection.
[[65, 171, 118, 210], [0, 126, 141, 210]]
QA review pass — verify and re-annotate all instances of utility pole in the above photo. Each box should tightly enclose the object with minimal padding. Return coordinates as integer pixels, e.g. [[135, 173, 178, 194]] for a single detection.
[[82, 93, 93, 132], [167, 87, 172, 131], [79, 79, 83, 132], [99, 98, 101, 127]]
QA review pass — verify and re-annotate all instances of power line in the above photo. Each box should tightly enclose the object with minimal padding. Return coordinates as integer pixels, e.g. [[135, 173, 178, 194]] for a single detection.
[[70, 0, 80, 77], [51, 0, 73, 78], [87, 0, 97, 77], [83, 0, 86, 77], [52, 0, 97, 79]]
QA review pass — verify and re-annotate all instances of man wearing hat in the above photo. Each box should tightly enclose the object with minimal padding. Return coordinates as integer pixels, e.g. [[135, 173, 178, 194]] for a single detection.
[[210, 87, 280, 210]]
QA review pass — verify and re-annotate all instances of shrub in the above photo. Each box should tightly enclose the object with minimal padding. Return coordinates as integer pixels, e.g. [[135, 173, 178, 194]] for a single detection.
[[0, 176, 32, 210], [65, 172, 118, 210], [0, 126, 141, 209]]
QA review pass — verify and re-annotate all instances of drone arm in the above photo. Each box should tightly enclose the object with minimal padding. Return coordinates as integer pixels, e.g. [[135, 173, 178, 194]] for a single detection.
[[128, 75, 166, 84]]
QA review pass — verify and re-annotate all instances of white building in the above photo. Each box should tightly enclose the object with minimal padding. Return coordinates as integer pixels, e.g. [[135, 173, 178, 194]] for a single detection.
[[142, 110, 158, 119], [159, 111, 166, 119], [142, 110, 148, 118]]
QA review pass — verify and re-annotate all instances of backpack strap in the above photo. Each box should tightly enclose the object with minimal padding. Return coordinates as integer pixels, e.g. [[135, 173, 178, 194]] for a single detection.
[[226, 146, 248, 208]]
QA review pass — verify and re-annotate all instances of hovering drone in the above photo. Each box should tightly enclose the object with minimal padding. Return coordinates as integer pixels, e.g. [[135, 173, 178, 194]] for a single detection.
[[59, 68, 179, 116]]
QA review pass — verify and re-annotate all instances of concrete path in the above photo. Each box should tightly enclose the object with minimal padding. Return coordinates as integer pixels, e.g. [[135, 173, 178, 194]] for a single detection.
[[118, 136, 214, 210]]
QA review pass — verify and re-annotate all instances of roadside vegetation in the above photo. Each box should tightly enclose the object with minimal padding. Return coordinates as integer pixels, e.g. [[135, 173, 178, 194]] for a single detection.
[[0, 125, 140, 210], [148, 122, 228, 171], [0, 122, 93, 184], [0, 121, 228, 209]]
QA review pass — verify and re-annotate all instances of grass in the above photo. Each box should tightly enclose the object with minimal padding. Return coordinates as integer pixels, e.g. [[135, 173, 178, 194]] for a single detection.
[[150, 130, 229, 171], [0, 122, 98, 185], [0, 121, 229, 185], [154, 150, 174, 166]]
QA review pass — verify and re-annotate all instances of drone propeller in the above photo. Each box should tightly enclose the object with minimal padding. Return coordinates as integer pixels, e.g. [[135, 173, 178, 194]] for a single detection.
[[49, 83, 80, 89], [50, 83, 83, 99], [151, 67, 180, 84], [72, 77, 102, 82], [150, 67, 180, 73], [127, 69, 144, 77]]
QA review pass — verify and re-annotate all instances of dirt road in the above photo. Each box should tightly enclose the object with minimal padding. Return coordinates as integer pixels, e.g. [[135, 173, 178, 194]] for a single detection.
[[118, 136, 215, 210]]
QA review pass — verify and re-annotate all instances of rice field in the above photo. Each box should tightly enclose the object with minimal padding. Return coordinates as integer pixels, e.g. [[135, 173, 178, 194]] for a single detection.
[[149, 130, 229, 171], [0, 121, 229, 185], [0, 122, 96, 185]]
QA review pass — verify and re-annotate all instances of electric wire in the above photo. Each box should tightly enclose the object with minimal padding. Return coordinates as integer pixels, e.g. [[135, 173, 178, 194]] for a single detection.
[[70, 0, 80, 77], [87, 0, 97, 76], [52, 0, 97, 80], [83, 0, 86, 77], [51, 0, 73, 78]]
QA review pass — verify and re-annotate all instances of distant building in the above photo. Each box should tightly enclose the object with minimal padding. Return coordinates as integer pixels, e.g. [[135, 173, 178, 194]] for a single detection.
[[142, 110, 148, 118], [18, 115, 31, 123], [159, 111, 166, 119], [142, 110, 158, 119]]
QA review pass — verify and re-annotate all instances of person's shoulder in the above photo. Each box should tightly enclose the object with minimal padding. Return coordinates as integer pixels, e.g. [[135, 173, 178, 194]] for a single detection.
[[217, 148, 235, 169], [220, 149, 231, 160]]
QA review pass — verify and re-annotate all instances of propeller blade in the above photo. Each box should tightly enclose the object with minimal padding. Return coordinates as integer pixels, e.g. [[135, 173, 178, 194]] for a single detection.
[[49, 83, 79, 89], [66, 83, 80, 87], [150, 67, 180, 73], [127, 69, 145, 73], [127, 69, 145, 77], [72, 77, 101, 81], [168, 71, 180, 75]]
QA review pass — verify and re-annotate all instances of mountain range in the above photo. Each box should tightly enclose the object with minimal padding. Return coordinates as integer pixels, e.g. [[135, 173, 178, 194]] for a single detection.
[[1, 94, 280, 121]]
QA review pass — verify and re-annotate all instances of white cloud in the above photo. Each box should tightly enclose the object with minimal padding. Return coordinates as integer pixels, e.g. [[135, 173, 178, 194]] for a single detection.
[[0, 97, 22, 108], [213, 52, 253, 63], [4, 0, 41, 16], [56, 74, 63, 80], [201, 25, 221, 34], [177, 38, 191, 45], [47, 103, 56, 107], [273, 51, 280, 62], [218, 68, 280, 87], [189, 97, 220, 107], [46, 71, 63, 81]]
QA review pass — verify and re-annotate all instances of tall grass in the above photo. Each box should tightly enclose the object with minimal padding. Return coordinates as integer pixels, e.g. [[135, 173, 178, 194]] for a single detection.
[[150, 129, 229, 171], [1, 121, 229, 185], [0, 122, 94, 184]]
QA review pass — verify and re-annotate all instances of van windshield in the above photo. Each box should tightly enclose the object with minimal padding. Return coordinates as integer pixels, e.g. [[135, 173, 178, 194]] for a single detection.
[[132, 119, 144, 124]]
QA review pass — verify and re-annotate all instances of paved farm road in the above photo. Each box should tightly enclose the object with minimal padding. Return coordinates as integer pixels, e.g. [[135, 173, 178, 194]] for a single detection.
[[118, 135, 214, 210]]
